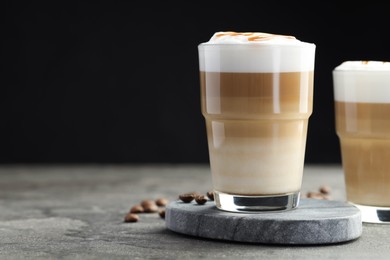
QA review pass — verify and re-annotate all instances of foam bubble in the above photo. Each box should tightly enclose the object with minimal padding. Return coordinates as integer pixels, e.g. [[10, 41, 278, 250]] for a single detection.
[[198, 31, 315, 72], [333, 61, 390, 103]]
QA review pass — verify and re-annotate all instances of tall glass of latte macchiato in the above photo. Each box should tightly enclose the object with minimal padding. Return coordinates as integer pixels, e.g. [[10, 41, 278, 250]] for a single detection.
[[333, 61, 390, 223], [198, 32, 316, 212]]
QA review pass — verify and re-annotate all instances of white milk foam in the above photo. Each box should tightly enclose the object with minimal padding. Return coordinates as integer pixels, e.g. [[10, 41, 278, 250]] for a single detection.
[[333, 61, 390, 103], [198, 31, 316, 73]]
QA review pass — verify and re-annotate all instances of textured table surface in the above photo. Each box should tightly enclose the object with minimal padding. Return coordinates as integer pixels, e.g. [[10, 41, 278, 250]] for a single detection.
[[0, 164, 389, 259]]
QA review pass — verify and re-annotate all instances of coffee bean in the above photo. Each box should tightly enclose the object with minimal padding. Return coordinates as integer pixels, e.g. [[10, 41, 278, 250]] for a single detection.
[[159, 209, 165, 219], [179, 193, 195, 203], [195, 195, 208, 205], [306, 191, 330, 200], [124, 213, 139, 223], [144, 204, 159, 213], [138, 199, 158, 213], [141, 199, 156, 208], [130, 205, 144, 213], [155, 198, 169, 207], [206, 191, 214, 201], [319, 185, 331, 195]]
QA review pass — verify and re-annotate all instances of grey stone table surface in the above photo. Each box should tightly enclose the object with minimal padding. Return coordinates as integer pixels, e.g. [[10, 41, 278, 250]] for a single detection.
[[0, 164, 389, 260]]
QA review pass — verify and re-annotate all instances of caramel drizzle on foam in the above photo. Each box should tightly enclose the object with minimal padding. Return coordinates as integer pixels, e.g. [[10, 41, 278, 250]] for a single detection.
[[215, 31, 296, 42]]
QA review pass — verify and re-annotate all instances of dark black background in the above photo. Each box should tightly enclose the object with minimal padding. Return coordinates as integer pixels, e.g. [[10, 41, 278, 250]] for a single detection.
[[2, 1, 389, 164]]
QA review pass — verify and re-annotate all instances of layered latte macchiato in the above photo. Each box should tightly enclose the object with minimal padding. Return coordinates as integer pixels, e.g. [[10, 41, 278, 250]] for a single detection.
[[333, 61, 390, 214], [198, 32, 316, 212]]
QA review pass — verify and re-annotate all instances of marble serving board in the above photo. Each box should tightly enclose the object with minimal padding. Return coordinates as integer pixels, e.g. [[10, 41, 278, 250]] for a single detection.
[[165, 198, 362, 245]]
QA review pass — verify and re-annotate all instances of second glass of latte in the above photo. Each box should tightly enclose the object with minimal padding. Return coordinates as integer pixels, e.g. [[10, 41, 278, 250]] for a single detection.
[[333, 60, 390, 224]]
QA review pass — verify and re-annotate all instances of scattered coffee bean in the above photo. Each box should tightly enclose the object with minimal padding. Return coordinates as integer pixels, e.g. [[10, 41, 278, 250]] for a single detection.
[[139, 199, 158, 213], [144, 203, 159, 213], [125, 191, 212, 223], [195, 195, 208, 205], [155, 198, 169, 207], [124, 213, 139, 223], [159, 209, 165, 219], [319, 185, 331, 195], [179, 193, 196, 203], [303, 184, 333, 201], [141, 199, 156, 208], [130, 205, 144, 213], [206, 191, 214, 201], [306, 191, 330, 200]]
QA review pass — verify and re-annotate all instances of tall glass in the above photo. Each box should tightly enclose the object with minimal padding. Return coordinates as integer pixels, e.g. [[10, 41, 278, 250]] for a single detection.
[[198, 32, 316, 212], [333, 60, 390, 223]]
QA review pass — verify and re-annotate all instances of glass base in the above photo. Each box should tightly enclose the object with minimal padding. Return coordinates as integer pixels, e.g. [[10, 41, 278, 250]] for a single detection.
[[351, 203, 390, 224], [214, 190, 300, 213]]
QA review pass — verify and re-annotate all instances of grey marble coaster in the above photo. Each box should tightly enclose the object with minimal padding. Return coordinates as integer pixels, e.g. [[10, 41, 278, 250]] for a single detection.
[[165, 198, 362, 245]]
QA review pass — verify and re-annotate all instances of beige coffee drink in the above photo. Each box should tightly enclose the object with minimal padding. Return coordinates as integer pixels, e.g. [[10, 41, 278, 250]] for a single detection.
[[198, 32, 316, 212], [333, 61, 390, 223]]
